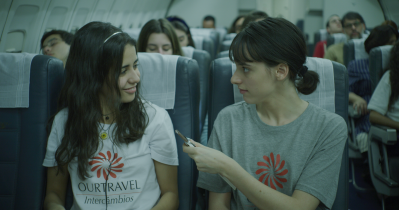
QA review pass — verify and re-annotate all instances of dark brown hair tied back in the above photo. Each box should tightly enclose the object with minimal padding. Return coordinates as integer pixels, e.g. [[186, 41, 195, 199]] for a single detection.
[[229, 17, 319, 95]]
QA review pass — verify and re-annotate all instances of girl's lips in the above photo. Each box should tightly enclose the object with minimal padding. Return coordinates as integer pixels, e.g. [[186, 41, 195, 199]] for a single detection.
[[239, 89, 247, 94], [124, 87, 136, 94]]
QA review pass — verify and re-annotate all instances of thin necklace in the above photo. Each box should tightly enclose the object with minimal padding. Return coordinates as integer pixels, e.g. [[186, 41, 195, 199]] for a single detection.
[[99, 119, 114, 140], [102, 112, 114, 121]]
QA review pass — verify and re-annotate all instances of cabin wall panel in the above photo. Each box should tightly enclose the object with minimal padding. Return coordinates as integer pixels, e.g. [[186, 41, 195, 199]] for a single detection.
[[0, 0, 13, 42], [0, 0, 50, 53]]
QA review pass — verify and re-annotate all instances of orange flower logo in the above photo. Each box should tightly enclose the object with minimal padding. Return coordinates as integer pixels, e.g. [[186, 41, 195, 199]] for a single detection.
[[89, 151, 124, 180], [256, 153, 288, 190]]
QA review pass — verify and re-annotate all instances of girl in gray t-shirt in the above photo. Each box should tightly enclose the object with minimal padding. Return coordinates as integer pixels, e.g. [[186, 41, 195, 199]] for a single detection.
[[183, 17, 347, 210]]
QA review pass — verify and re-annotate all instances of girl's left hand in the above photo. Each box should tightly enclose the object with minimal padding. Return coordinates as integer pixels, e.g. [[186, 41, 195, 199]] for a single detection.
[[182, 140, 230, 175]]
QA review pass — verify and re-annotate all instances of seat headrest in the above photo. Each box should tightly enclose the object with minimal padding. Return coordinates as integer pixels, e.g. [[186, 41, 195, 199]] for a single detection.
[[319, 29, 328, 41], [378, 45, 393, 69], [192, 35, 204, 50], [331, 33, 348, 45], [0, 53, 35, 108], [232, 57, 335, 113], [124, 28, 141, 40], [224, 33, 237, 41], [352, 38, 369, 60], [190, 28, 216, 36], [138, 53, 179, 109], [182, 46, 195, 58]]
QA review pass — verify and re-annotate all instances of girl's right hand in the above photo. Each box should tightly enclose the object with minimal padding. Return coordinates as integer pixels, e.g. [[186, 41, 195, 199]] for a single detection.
[[353, 97, 368, 115]]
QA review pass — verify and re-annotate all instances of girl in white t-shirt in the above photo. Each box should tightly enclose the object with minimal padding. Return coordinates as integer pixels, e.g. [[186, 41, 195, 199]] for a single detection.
[[43, 22, 179, 210], [368, 41, 399, 154]]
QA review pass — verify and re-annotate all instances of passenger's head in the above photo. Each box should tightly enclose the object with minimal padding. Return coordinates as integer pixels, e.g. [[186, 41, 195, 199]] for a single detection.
[[326, 15, 342, 34], [203, 15, 216, 28], [167, 16, 196, 48], [341, 12, 366, 39], [229, 18, 319, 104], [65, 22, 140, 105], [41, 30, 73, 66], [364, 25, 398, 54], [241, 11, 268, 31], [228, 15, 245, 34], [137, 19, 183, 56], [381, 20, 398, 31]]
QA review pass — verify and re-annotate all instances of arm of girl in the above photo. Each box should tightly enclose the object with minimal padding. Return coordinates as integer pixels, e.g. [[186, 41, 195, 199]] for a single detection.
[[43, 166, 69, 210], [151, 160, 179, 210], [184, 142, 320, 210], [369, 110, 399, 130]]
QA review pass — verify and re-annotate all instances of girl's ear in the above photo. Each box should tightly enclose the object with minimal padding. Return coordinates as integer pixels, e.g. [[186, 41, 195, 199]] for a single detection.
[[275, 63, 289, 81]]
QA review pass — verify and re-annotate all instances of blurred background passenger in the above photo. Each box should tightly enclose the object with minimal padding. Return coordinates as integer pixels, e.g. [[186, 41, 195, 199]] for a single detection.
[[348, 24, 398, 153], [324, 11, 366, 65], [202, 15, 216, 28], [313, 15, 343, 58], [167, 16, 196, 48], [240, 10, 268, 30], [368, 41, 399, 156], [41, 30, 73, 67], [137, 19, 183, 56], [228, 15, 245, 34]]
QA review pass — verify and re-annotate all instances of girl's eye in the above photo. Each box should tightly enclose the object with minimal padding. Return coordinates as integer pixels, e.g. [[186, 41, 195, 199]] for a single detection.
[[163, 47, 171, 51], [243, 68, 249, 73], [121, 69, 127, 74], [133, 64, 139, 70], [148, 48, 157, 51]]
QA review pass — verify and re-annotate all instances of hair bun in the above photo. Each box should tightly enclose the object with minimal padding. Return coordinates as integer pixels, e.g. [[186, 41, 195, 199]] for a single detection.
[[299, 66, 308, 77]]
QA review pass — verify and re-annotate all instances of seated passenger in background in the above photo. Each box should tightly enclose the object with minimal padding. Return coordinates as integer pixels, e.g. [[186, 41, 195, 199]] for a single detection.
[[313, 15, 342, 58], [202, 15, 216, 29], [228, 15, 245, 34], [137, 19, 183, 56], [241, 10, 268, 30], [368, 42, 399, 156], [324, 11, 366, 65], [348, 25, 398, 153], [167, 16, 196, 48], [43, 22, 179, 210], [41, 30, 73, 67], [184, 18, 347, 210]]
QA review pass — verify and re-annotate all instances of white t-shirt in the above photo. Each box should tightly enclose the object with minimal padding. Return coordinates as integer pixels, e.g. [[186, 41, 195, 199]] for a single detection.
[[43, 102, 179, 210], [368, 71, 399, 122]]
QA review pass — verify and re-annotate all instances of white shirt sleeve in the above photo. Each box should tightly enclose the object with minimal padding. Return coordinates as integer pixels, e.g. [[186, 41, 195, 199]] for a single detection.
[[42, 110, 67, 167], [368, 71, 391, 115], [148, 108, 179, 166]]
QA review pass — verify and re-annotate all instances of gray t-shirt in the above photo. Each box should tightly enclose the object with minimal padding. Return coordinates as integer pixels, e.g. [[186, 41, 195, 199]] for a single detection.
[[197, 102, 347, 210]]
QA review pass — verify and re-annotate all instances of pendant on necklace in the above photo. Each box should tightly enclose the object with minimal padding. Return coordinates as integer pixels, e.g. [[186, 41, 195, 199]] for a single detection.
[[100, 131, 108, 140]]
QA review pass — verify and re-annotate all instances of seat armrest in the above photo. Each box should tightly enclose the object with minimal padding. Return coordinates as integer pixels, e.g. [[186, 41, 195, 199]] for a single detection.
[[369, 125, 397, 145], [348, 104, 361, 118], [374, 170, 399, 187]]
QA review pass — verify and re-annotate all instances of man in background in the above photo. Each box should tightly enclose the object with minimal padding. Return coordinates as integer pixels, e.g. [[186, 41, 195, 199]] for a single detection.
[[202, 15, 216, 28], [41, 30, 73, 67], [324, 12, 366, 65], [313, 15, 342, 58]]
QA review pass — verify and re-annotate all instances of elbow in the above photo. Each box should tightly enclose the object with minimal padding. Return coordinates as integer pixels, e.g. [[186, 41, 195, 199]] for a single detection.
[[369, 111, 377, 124]]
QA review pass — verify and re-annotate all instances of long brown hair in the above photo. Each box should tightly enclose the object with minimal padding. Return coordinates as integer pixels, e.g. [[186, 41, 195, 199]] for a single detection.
[[54, 22, 148, 179], [137, 19, 183, 56], [388, 42, 399, 110]]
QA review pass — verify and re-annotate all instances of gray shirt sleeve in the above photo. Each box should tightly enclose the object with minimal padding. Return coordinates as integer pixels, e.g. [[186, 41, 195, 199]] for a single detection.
[[197, 123, 231, 193], [295, 116, 347, 209]]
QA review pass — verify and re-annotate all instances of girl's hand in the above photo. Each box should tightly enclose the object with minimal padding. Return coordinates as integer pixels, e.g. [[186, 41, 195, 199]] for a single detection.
[[182, 140, 230, 174], [353, 97, 368, 115]]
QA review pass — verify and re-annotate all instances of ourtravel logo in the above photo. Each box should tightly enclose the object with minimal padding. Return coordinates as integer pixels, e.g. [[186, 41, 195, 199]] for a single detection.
[[89, 151, 124, 180], [256, 153, 288, 190]]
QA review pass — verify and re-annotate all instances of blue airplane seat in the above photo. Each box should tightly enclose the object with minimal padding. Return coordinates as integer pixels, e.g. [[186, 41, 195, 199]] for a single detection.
[[217, 50, 229, 59], [326, 33, 347, 48], [0, 53, 64, 209], [343, 38, 369, 67], [206, 57, 348, 210]]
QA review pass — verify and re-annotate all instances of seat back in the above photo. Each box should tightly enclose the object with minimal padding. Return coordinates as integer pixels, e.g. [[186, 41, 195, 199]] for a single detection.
[[124, 28, 142, 41], [217, 50, 229, 59], [314, 29, 328, 44], [190, 28, 219, 55], [215, 27, 227, 46], [326, 33, 347, 48], [220, 40, 232, 52], [343, 38, 369, 67], [138, 53, 200, 210], [192, 35, 215, 60], [0, 53, 64, 209], [208, 57, 349, 210], [182, 47, 211, 131], [369, 45, 393, 90], [224, 33, 236, 41]]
